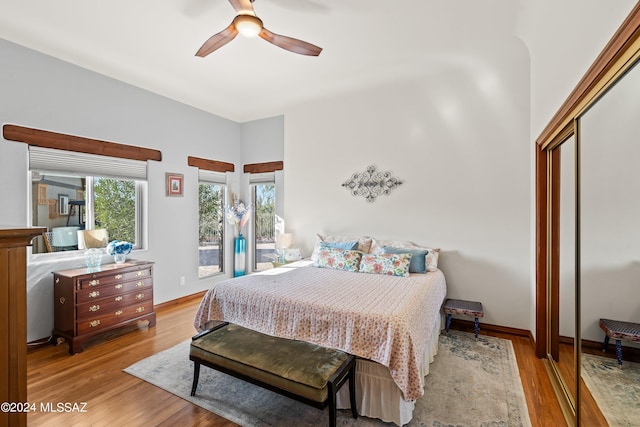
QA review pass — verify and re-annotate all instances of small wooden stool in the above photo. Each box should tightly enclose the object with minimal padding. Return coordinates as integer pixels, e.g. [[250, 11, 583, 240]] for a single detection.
[[444, 299, 484, 339], [599, 318, 640, 367]]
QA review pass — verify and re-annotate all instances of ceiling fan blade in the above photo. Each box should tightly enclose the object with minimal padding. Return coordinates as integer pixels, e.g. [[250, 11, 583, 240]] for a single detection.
[[195, 23, 239, 57], [228, 0, 255, 15], [259, 27, 322, 56]]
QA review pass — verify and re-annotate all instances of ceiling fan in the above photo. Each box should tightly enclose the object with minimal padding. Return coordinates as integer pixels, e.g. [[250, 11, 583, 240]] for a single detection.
[[195, 0, 322, 57]]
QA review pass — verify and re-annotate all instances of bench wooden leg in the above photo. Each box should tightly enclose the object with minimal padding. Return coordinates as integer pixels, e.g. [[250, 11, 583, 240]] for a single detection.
[[615, 339, 623, 367], [474, 317, 479, 339], [191, 361, 201, 396], [328, 380, 337, 427], [348, 366, 358, 419]]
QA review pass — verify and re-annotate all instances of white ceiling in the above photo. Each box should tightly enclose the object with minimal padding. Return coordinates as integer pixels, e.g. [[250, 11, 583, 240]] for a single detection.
[[0, 0, 522, 123]]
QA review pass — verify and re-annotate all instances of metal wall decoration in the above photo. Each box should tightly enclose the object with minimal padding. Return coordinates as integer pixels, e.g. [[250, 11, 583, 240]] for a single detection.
[[341, 165, 404, 202]]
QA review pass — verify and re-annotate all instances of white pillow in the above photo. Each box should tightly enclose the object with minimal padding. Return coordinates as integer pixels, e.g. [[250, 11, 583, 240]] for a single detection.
[[310, 234, 373, 260]]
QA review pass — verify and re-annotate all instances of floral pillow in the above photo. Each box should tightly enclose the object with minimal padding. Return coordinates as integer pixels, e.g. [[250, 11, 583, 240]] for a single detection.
[[370, 238, 440, 272], [358, 253, 412, 277], [382, 246, 428, 273], [314, 248, 362, 272]]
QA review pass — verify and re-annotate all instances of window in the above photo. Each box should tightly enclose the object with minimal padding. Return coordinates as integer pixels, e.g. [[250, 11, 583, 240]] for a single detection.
[[29, 147, 146, 255], [253, 182, 276, 271], [198, 179, 225, 278]]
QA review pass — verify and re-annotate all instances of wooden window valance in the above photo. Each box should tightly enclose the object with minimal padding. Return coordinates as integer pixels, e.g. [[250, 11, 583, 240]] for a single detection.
[[243, 161, 283, 174], [187, 156, 234, 173], [3, 124, 162, 162]]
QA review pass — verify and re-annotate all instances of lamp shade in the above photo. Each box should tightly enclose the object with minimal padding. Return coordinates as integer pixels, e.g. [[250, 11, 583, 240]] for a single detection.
[[276, 233, 293, 249]]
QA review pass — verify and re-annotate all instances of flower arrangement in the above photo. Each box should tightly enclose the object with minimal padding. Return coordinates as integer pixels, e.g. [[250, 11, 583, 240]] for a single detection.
[[225, 194, 252, 236], [106, 240, 133, 256]]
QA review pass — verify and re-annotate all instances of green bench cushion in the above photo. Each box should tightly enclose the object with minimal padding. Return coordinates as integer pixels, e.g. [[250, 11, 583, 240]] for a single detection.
[[190, 323, 351, 403]]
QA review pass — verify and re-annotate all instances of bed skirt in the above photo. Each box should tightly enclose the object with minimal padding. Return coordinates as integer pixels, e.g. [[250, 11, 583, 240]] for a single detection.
[[336, 312, 442, 426]]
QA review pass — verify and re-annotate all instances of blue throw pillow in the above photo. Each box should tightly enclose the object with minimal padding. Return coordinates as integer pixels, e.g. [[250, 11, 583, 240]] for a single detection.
[[319, 240, 359, 251], [382, 246, 428, 273]]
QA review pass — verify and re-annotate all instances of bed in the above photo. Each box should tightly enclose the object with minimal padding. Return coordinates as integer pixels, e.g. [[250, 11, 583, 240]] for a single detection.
[[194, 237, 446, 426]]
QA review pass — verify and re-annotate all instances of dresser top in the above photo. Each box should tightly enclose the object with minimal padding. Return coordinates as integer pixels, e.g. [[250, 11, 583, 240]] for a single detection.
[[52, 259, 154, 278]]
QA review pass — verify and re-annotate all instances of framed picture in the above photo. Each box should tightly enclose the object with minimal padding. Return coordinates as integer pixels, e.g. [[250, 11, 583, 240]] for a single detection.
[[58, 194, 70, 215], [48, 199, 58, 219], [166, 173, 184, 197], [37, 183, 48, 205]]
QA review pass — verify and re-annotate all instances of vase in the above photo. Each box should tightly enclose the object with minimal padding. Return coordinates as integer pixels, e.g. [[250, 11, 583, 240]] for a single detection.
[[114, 253, 127, 264], [84, 248, 103, 270], [234, 233, 246, 277]]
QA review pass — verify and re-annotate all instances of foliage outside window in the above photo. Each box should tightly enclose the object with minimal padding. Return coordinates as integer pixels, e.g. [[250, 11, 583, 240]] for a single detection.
[[94, 178, 136, 243], [254, 183, 276, 271], [198, 182, 224, 277]]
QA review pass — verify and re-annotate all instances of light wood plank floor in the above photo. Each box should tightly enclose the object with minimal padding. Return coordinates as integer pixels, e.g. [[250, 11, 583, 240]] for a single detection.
[[27, 295, 568, 426]]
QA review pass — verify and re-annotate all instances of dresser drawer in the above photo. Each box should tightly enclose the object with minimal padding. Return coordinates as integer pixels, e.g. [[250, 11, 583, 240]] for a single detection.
[[79, 268, 152, 289], [76, 300, 154, 335], [53, 260, 155, 354], [76, 278, 152, 304], [76, 289, 152, 321]]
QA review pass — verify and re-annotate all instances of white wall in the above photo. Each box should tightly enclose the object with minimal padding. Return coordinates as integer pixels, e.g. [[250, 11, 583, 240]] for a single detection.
[[0, 38, 283, 341], [283, 39, 533, 330]]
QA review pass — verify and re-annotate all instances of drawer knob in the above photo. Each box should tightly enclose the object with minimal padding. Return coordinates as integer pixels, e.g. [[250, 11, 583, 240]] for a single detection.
[[136, 293, 145, 300], [89, 305, 100, 312], [115, 274, 123, 279], [89, 320, 101, 328], [89, 279, 100, 286], [55, 278, 60, 284], [136, 306, 145, 313], [136, 281, 144, 287], [115, 310, 123, 316], [88, 291, 100, 298], [115, 284, 123, 290], [59, 297, 66, 304], [136, 271, 144, 277], [115, 296, 123, 302]]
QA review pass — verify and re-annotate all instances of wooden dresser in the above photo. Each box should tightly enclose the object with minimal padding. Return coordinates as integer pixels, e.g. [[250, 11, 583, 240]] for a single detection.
[[0, 225, 45, 427], [52, 260, 156, 354]]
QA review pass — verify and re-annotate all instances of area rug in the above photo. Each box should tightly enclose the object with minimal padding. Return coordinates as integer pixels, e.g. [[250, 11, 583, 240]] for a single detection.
[[582, 353, 640, 426], [124, 330, 531, 426]]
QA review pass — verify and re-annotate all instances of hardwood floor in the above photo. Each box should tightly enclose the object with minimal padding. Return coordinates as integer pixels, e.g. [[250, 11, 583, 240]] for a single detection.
[[27, 296, 568, 426]]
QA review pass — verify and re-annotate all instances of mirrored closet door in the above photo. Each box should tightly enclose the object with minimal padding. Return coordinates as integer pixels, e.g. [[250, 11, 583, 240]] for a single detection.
[[536, 3, 640, 425]]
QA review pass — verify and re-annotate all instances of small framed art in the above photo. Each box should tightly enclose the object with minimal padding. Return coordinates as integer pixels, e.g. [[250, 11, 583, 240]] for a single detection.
[[58, 194, 70, 215], [166, 173, 184, 197]]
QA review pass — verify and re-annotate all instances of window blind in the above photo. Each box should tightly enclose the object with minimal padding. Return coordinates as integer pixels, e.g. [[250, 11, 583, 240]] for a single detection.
[[198, 169, 227, 184], [249, 172, 275, 184], [29, 146, 147, 180]]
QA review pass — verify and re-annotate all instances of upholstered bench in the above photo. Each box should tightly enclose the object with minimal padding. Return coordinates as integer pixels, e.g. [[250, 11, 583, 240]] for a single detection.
[[190, 322, 358, 427], [599, 318, 640, 367], [444, 298, 484, 339]]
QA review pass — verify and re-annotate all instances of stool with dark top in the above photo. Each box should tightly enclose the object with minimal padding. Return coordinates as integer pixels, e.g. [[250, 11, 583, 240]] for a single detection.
[[599, 318, 640, 367], [443, 299, 484, 339]]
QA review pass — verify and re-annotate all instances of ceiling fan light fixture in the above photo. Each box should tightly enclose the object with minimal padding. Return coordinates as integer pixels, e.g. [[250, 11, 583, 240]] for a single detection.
[[234, 14, 263, 38]]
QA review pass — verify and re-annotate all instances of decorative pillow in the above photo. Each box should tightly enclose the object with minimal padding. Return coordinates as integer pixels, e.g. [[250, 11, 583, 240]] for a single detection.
[[382, 246, 428, 273], [425, 250, 440, 272], [370, 239, 417, 254], [319, 240, 359, 251], [314, 248, 362, 272], [358, 253, 412, 277], [310, 234, 373, 260], [370, 238, 441, 272]]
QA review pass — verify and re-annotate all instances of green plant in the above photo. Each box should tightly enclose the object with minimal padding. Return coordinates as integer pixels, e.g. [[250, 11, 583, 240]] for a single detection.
[[93, 178, 136, 243]]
